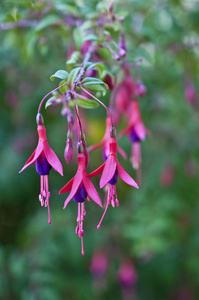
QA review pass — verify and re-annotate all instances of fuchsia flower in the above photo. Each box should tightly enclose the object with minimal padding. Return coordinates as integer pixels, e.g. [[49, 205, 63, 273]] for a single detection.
[[119, 101, 147, 170], [59, 148, 102, 255], [88, 135, 138, 229], [19, 114, 63, 224], [88, 116, 127, 161]]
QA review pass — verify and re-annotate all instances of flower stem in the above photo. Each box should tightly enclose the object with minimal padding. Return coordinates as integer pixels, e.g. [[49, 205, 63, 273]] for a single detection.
[[80, 86, 114, 126], [38, 82, 68, 114]]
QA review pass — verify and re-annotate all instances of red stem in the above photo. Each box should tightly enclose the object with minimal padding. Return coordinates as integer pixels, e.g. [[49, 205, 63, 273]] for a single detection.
[[80, 87, 113, 126], [38, 82, 68, 114]]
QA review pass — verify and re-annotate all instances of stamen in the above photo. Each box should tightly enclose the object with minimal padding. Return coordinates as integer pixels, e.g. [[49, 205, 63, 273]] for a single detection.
[[39, 176, 44, 206], [97, 185, 110, 229], [81, 237, 85, 256], [45, 175, 51, 224]]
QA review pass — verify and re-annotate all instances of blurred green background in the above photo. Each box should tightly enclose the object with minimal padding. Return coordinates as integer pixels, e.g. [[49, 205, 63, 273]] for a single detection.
[[0, 0, 199, 299]]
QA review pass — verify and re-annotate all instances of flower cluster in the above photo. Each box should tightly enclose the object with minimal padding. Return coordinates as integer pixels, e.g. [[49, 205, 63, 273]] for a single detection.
[[19, 4, 148, 255]]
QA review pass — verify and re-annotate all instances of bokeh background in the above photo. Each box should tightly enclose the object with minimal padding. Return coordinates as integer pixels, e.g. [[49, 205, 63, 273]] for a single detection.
[[1, 0, 199, 299]]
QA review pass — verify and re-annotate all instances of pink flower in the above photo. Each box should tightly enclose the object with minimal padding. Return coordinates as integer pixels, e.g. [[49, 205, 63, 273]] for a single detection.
[[88, 137, 138, 229], [59, 150, 102, 255], [119, 101, 148, 171], [88, 116, 127, 161], [19, 116, 63, 224]]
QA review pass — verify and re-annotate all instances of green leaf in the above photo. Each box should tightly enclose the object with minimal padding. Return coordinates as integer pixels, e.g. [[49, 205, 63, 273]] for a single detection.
[[83, 34, 98, 42], [81, 77, 108, 89], [81, 84, 107, 92], [79, 20, 96, 31], [69, 96, 99, 109], [66, 51, 80, 65], [55, 3, 78, 15], [86, 63, 104, 74], [45, 96, 62, 109], [115, 11, 128, 19], [59, 80, 68, 94], [67, 67, 81, 88], [35, 15, 61, 31], [50, 70, 69, 81]]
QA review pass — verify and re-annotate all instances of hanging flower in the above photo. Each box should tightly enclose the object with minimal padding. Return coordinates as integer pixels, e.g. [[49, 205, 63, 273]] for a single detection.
[[119, 101, 147, 171], [59, 145, 102, 255], [88, 116, 126, 161], [88, 134, 138, 229], [19, 113, 63, 224]]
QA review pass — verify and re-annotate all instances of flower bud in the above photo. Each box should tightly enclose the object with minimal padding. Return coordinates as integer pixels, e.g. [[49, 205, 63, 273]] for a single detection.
[[185, 81, 196, 105], [116, 85, 130, 112], [36, 113, 44, 125], [135, 81, 146, 97], [64, 137, 74, 164], [118, 32, 126, 51], [67, 112, 74, 125], [109, 3, 114, 12], [112, 52, 120, 61]]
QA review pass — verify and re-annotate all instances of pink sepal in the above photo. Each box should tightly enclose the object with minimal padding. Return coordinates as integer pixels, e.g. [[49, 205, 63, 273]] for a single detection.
[[59, 177, 74, 194], [83, 174, 102, 207], [19, 143, 43, 173], [63, 172, 82, 209], [117, 162, 139, 189], [44, 141, 63, 176], [100, 155, 117, 188], [118, 126, 130, 138], [88, 163, 105, 178], [134, 122, 146, 141], [117, 145, 127, 160], [88, 140, 105, 152]]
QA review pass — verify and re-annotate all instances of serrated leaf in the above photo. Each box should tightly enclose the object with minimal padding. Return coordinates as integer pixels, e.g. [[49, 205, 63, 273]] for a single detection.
[[83, 34, 98, 42], [50, 70, 69, 81], [45, 96, 62, 109], [67, 67, 81, 88], [35, 15, 61, 31], [59, 80, 68, 94]]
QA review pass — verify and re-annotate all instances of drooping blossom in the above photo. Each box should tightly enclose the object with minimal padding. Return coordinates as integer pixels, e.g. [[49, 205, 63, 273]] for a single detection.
[[115, 72, 135, 113], [185, 79, 196, 106], [19, 113, 63, 224], [160, 164, 175, 188], [88, 116, 127, 161], [88, 132, 138, 229], [117, 259, 138, 299], [119, 100, 147, 176], [90, 249, 108, 290], [59, 143, 102, 255]]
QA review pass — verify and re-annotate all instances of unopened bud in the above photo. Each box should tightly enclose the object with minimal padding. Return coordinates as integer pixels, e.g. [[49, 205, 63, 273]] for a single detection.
[[61, 107, 69, 117], [36, 113, 44, 125], [118, 17, 125, 23], [109, 3, 114, 12], [135, 81, 146, 97], [119, 32, 126, 51], [64, 134, 74, 164], [67, 112, 74, 125], [118, 48, 126, 57], [113, 52, 120, 61]]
